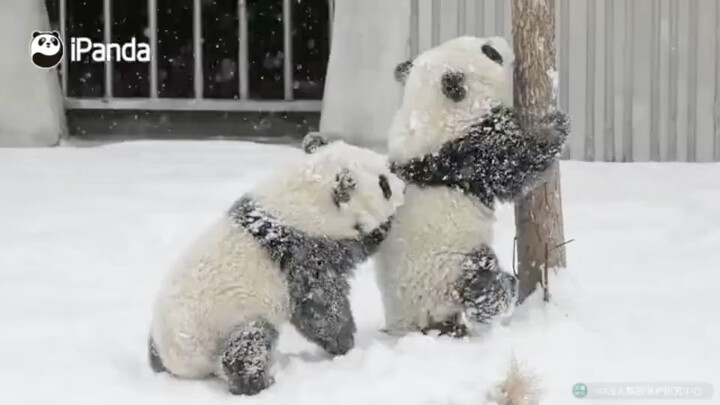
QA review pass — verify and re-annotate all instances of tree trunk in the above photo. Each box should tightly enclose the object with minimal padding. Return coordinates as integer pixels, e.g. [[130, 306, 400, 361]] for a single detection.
[[511, 0, 567, 303]]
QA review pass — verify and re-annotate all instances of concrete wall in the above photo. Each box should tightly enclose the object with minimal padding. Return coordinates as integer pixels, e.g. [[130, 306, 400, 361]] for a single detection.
[[319, 0, 411, 149], [0, 0, 65, 147]]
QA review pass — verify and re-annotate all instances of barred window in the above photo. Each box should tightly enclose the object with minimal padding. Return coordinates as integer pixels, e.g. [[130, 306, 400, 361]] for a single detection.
[[45, 0, 331, 102]]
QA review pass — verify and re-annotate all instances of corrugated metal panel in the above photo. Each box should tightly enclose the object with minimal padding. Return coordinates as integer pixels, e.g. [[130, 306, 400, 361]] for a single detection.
[[410, 0, 719, 162]]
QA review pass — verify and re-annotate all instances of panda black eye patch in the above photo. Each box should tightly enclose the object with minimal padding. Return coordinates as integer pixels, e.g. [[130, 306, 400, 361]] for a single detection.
[[482, 44, 503, 65], [441, 71, 467, 103], [378, 174, 392, 199]]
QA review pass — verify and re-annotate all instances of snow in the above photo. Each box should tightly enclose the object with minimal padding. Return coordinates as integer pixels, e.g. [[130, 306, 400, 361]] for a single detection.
[[1, 140, 719, 405], [0, 0, 64, 147], [319, 0, 410, 148]]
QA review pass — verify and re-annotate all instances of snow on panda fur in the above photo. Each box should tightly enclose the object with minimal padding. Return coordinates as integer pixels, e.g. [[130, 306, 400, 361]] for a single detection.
[[375, 36, 570, 335], [148, 134, 405, 395]]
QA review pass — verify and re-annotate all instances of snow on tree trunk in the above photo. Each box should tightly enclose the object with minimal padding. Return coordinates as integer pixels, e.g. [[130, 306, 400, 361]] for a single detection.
[[511, 0, 567, 303], [0, 0, 65, 147], [319, 0, 410, 149]]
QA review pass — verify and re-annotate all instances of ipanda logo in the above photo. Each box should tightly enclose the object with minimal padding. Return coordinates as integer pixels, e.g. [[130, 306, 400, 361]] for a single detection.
[[30, 31, 150, 69], [30, 31, 63, 69]]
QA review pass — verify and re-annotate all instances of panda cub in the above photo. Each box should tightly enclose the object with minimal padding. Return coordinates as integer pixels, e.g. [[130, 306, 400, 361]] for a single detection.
[[149, 135, 405, 395], [375, 36, 570, 335]]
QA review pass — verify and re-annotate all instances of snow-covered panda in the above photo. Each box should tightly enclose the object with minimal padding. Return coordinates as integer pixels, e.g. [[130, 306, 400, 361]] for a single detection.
[[148, 135, 405, 395], [30, 31, 64, 69], [375, 36, 570, 336]]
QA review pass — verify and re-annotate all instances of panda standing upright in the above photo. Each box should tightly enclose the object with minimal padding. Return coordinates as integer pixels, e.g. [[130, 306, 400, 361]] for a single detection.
[[375, 36, 570, 335]]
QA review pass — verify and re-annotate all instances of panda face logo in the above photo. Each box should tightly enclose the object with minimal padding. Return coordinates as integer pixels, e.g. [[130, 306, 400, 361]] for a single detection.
[[30, 31, 64, 69]]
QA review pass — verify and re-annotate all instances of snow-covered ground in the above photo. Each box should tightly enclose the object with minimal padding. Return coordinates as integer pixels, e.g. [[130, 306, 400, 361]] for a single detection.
[[1, 140, 719, 405]]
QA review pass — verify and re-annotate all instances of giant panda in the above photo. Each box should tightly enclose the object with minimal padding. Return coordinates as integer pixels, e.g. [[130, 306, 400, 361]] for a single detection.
[[375, 36, 570, 336], [148, 135, 405, 395]]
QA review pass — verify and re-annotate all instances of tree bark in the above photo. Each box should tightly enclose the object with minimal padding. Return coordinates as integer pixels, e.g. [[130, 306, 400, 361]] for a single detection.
[[511, 0, 567, 303]]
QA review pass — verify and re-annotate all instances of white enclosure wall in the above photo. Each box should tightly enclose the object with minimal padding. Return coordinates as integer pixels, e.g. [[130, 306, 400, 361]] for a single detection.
[[319, 0, 411, 149], [411, 0, 720, 162], [0, 0, 65, 147]]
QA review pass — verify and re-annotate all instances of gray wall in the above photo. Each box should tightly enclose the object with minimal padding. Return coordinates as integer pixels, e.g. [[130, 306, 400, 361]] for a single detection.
[[411, 0, 720, 162]]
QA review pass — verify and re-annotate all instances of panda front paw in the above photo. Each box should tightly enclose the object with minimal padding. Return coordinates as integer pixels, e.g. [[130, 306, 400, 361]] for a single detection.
[[539, 109, 571, 145], [227, 373, 274, 396], [291, 295, 357, 356], [320, 322, 355, 355]]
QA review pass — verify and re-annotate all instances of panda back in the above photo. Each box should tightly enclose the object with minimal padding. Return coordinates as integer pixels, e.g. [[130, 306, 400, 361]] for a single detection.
[[151, 216, 290, 369]]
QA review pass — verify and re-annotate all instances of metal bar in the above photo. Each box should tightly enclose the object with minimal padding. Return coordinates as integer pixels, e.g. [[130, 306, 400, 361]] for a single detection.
[[585, 0, 596, 161], [59, 0, 67, 96], [457, 0, 466, 36], [604, 0, 615, 162], [622, 0, 634, 162], [283, 0, 293, 100], [193, 0, 203, 99], [650, 0, 660, 160], [103, 0, 112, 98], [239, 0, 249, 99], [560, 0, 570, 159], [687, 0, 698, 162], [410, 0, 419, 57], [148, 0, 158, 98], [715, 0, 720, 160], [668, 0, 678, 161], [475, 0, 484, 36], [495, 0, 504, 36], [431, 0, 440, 46], [63, 98, 323, 112]]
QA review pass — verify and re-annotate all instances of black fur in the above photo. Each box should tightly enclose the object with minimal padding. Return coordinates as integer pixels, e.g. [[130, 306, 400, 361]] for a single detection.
[[391, 105, 570, 210], [379, 174, 392, 200], [147, 337, 166, 373], [482, 44, 504, 65], [302, 133, 330, 154], [221, 319, 279, 396], [394, 60, 414, 84], [441, 71, 467, 102], [228, 196, 391, 355], [332, 169, 357, 207], [454, 245, 517, 324]]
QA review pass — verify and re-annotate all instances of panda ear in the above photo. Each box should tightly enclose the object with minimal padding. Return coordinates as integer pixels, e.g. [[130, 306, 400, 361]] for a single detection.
[[441, 71, 467, 102], [32, 31, 41, 38], [302, 132, 330, 154], [51, 31, 61, 38], [332, 168, 357, 207], [394, 60, 413, 85]]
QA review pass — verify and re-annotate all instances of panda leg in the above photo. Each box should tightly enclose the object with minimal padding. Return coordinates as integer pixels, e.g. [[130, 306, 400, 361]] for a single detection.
[[454, 245, 518, 324], [148, 336, 166, 373], [291, 294, 355, 356], [220, 319, 279, 396]]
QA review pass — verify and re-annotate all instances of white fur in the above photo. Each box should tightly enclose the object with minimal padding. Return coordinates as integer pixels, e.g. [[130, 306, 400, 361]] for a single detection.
[[388, 36, 514, 162], [377, 36, 513, 333], [376, 186, 496, 332], [151, 141, 405, 378]]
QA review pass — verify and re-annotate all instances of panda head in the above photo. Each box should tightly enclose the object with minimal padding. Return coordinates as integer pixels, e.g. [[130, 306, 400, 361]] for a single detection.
[[252, 134, 405, 240], [30, 31, 64, 69], [389, 36, 514, 161]]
